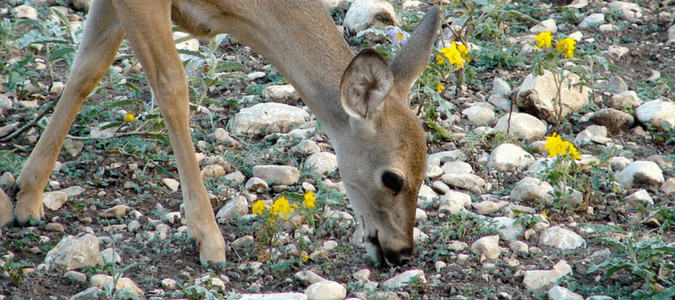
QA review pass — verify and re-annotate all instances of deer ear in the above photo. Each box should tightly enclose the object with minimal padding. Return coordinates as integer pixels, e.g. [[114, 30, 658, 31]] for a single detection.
[[340, 49, 394, 120], [390, 6, 441, 91]]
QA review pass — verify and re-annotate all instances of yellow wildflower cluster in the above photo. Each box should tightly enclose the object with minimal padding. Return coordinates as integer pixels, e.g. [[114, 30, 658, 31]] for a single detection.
[[556, 38, 576, 58], [535, 31, 576, 58], [545, 133, 580, 159], [535, 31, 552, 49], [436, 42, 469, 68], [303, 191, 316, 208], [252, 200, 266, 215], [124, 112, 135, 123], [271, 197, 292, 217]]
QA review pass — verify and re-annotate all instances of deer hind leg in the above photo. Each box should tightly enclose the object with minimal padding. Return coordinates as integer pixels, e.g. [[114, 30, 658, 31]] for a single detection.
[[111, 0, 226, 264], [13, 0, 125, 224]]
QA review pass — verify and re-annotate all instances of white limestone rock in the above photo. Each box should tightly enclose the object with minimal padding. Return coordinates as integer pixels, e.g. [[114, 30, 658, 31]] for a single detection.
[[231, 103, 309, 136], [381, 269, 426, 289], [517, 70, 590, 122], [305, 280, 346, 300], [510, 176, 554, 205], [44, 234, 100, 270], [470, 235, 501, 259], [252, 165, 300, 186], [305, 152, 338, 175], [494, 113, 547, 140], [635, 99, 675, 130], [487, 143, 535, 172], [538, 226, 586, 250], [616, 161, 665, 188], [343, 0, 399, 33]]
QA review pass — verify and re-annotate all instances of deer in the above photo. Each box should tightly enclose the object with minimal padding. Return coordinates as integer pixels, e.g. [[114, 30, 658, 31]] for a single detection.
[[0, 0, 441, 266]]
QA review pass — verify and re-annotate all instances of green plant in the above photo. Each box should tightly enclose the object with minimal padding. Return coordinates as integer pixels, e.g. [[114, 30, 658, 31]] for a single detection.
[[588, 235, 675, 298]]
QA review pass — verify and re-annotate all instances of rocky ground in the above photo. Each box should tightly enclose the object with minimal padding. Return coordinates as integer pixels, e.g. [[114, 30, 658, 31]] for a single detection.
[[1, 0, 675, 299]]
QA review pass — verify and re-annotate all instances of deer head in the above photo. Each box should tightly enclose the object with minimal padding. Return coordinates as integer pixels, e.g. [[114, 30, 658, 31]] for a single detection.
[[332, 7, 441, 265]]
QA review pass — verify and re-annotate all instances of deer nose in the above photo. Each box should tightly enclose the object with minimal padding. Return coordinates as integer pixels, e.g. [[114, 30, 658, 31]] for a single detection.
[[382, 245, 413, 265]]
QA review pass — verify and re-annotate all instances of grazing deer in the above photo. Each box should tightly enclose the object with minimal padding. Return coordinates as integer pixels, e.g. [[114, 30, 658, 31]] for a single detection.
[[1, 0, 441, 265]]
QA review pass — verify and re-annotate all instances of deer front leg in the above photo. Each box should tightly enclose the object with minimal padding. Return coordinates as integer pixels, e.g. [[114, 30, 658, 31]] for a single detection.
[[13, 0, 125, 224], [112, 0, 226, 264]]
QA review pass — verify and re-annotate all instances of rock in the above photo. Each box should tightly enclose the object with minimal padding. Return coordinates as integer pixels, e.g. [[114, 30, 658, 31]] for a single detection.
[[607, 45, 630, 59], [352, 269, 371, 284], [239, 293, 308, 300], [417, 185, 439, 207], [305, 280, 346, 300], [247, 71, 266, 80], [231, 103, 309, 136], [343, 0, 399, 33], [625, 189, 654, 205], [162, 278, 177, 290], [440, 173, 486, 193], [441, 161, 473, 174], [598, 24, 619, 32], [510, 177, 554, 205], [608, 1, 642, 20], [616, 161, 665, 188], [578, 13, 604, 29], [427, 150, 465, 167], [523, 260, 572, 291], [305, 152, 338, 174], [517, 70, 590, 122], [295, 270, 327, 286], [209, 127, 230, 142], [45, 223, 65, 232], [43, 191, 69, 211], [472, 201, 506, 215], [635, 99, 675, 130], [0, 172, 15, 191], [509, 240, 529, 253], [162, 178, 180, 192], [98, 248, 121, 265], [68, 287, 103, 300], [12, 5, 38, 20], [565, 0, 588, 9], [548, 286, 583, 300], [413, 228, 429, 243], [494, 113, 547, 140], [438, 190, 471, 215], [488, 94, 511, 112], [487, 143, 535, 171], [661, 178, 675, 195], [216, 195, 249, 221], [201, 164, 227, 178], [90, 274, 144, 297], [381, 270, 426, 289], [610, 91, 642, 108], [64, 270, 87, 282], [597, 76, 628, 94], [574, 125, 608, 146], [462, 103, 494, 124], [252, 165, 300, 186], [44, 234, 100, 270], [590, 108, 634, 134], [530, 19, 557, 33], [321, 0, 342, 9], [231, 235, 255, 249], [100, 204, 129, 218], [401, 0, 428, 12], [470, 235, 501, 259], [494, 217, 524, 241], [290, 140, 321, 157], [224, 170, 246, 185], [492, 77, 511, 96], [538, 227, 586, 250], [263, 84, 300, 102], [245, 177, 269, 191]]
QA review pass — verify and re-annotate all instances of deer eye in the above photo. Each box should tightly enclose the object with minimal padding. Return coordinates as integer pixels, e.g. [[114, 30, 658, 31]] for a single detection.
[[382, 170, 404, 195]]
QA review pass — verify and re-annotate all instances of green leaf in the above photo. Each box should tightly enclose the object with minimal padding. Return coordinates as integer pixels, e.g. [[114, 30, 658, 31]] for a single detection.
[[48, 47, 76, 61]]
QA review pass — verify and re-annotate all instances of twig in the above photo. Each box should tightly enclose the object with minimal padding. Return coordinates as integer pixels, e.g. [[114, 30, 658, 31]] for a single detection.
[[0, 99, 57, 142]]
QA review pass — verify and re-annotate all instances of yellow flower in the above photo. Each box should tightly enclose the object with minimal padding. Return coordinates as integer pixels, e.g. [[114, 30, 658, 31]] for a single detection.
[[556, 37, 576, 58], [535, 31, 552, 49], [301, 254, 309, 262], [436, 82, 445, 93], [303, 191, 316, 209], [541, 211, 547, 218], [272, 197, 292, 216], [545, 133, 580, 159], [124, 112, 135, 123], [438, 42, 466, 68], [457, 43, 470, 61], [252, 200, 266, 215]]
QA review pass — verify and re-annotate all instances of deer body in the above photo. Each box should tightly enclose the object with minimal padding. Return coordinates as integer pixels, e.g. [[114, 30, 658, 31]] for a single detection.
[[3, 0, 441, 265]]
